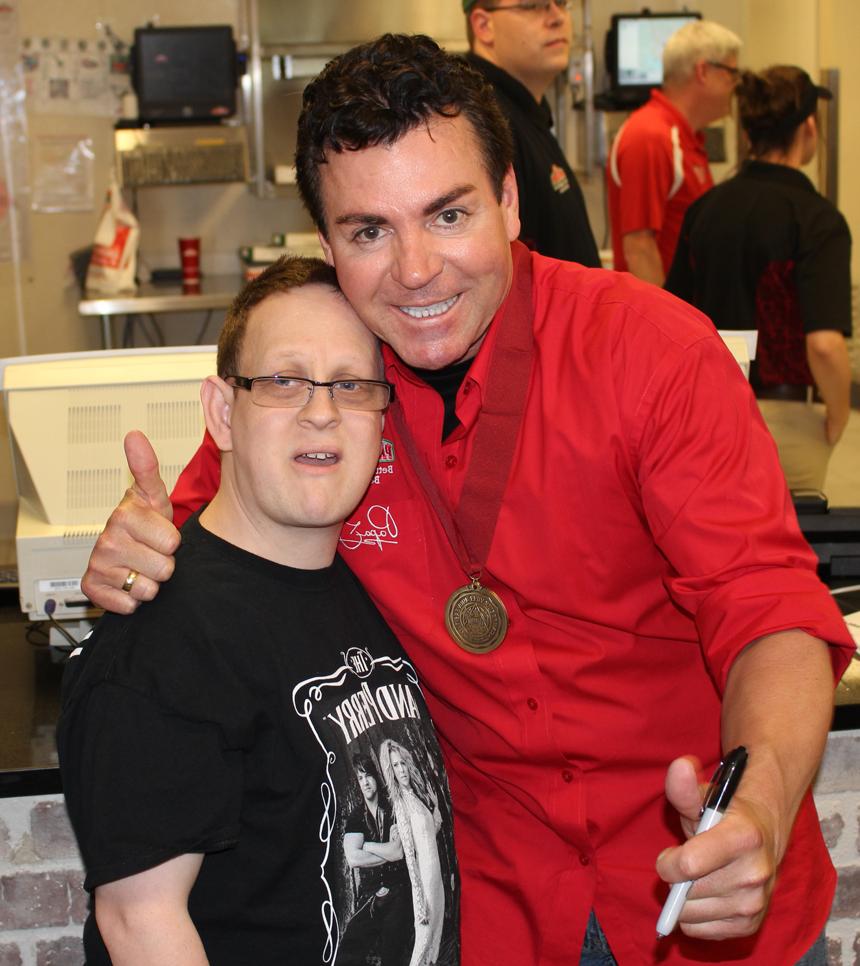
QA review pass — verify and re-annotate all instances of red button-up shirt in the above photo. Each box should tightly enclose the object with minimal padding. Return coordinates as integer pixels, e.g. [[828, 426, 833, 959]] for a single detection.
[[173, 246, 853, 965]]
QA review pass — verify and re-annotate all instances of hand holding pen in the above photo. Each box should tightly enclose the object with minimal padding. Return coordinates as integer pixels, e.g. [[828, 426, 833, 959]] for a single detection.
[[656, 747, 748, 938]]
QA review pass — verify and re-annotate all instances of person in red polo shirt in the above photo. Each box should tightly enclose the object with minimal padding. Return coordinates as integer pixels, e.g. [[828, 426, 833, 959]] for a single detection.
[[607, 20, 741, 285], [81, 35, 852, 966]]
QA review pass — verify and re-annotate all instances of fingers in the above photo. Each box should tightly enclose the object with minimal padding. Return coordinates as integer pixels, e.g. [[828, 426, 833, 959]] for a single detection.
[[673, 837, 774, 940], [124, 430, 174, 520], [656, 802, 775, 941], [80, 491, 180, 613]]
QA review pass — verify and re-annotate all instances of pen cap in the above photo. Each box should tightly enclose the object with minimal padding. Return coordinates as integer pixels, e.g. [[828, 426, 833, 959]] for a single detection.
[[702, 747, 748, 814]]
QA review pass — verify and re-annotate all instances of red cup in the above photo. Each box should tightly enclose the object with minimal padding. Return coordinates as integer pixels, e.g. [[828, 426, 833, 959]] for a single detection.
[[178, 236, 201, 287]]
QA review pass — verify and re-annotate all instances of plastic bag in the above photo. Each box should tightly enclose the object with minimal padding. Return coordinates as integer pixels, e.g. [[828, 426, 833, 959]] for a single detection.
[[85, 176, 139, 293]]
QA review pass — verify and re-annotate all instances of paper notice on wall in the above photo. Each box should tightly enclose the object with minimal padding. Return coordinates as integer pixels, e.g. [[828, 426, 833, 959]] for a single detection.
[[21, 36, 129, 117], [0, 0, 30, 262], [32, 135, 95, 212]]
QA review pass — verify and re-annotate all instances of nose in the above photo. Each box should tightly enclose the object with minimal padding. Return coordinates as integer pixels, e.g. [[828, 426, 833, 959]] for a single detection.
[[391, 229, 444, 291], [297, 385, 341, 428], [546, 0, 566, 24]]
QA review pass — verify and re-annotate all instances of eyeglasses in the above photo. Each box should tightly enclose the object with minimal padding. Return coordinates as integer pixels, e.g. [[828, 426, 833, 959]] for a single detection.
[[481, 0, 571, 13], [228, 374, 395, 412], [706, 61, 740, 79]]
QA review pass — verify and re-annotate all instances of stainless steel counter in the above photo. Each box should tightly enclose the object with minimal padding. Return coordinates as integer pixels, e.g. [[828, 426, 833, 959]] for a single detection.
[[78, 275, 244, 349]]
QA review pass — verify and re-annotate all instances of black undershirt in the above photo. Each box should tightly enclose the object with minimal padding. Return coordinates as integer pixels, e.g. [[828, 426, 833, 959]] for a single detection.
[[411, 358, 472, 440]]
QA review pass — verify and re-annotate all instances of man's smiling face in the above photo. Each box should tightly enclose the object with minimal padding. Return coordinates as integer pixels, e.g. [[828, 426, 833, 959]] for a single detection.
[[318, 113, 520, 371]]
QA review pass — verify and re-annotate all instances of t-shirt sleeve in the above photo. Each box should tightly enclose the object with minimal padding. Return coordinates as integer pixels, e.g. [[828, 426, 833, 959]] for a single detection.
[[627, 326, 854, 689], [57, 609, 249, 892], [615, 123, 674, 237], [795, 208, 852, 335], [171, 430, 222, 527], [58, 678, 244, 891]]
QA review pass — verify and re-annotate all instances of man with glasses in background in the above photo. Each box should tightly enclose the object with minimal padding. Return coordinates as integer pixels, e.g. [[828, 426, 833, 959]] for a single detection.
[[463, 0, 601, 265], [607, 19, 741, 284]]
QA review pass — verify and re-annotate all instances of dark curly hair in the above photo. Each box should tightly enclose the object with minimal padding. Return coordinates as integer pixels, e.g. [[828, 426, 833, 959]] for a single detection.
[[737, 66, 825, 157], [295, 33, 514, 237]]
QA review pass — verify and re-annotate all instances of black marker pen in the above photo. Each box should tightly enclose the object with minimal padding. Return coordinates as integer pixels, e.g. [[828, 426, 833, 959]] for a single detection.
[[656, 746, 749, 939]]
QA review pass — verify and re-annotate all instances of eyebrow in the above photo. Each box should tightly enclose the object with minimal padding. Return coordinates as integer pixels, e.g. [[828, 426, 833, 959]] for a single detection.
[[333, 184, 477, 227]]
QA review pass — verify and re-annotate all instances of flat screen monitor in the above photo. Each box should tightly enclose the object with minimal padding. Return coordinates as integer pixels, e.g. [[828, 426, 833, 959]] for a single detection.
[[132, 26, 238, 123], [609, 12, 701, 92]]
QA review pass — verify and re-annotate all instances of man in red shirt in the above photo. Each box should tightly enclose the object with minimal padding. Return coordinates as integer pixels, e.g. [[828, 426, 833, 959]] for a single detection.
[[607, 20, 741, 285], [82, 35, 852, 966]]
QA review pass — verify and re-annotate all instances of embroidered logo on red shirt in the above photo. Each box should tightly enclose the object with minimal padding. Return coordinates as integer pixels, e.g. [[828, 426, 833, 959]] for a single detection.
[[379, 438, 396, 463], [550, 164, 570, 194]]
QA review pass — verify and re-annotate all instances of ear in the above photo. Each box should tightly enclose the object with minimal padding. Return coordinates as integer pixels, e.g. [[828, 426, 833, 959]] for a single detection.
[[693, 59, 709, 86], [200, 376, 235, 453], [318, 229, 335, 266], [499, 165, 521, 243], [470, 8, 495, 47]]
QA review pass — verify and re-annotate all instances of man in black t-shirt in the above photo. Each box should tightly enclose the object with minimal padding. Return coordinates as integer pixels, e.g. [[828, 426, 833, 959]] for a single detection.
[[463, 0, 600, 266], [340, 754, 414, 964], [58, 257, 460, 965]]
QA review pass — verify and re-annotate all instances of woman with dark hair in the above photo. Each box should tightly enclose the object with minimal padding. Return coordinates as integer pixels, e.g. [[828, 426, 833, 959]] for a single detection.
[[666, 65, 852, 492], [377, 739, 444, 966]]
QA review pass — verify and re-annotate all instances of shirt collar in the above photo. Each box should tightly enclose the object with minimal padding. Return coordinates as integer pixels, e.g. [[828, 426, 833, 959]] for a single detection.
[[741, 159, 817, 194]]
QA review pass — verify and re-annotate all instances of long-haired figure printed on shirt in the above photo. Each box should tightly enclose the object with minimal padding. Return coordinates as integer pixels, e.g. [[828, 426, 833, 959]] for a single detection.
[[378, 739, 445, 966]]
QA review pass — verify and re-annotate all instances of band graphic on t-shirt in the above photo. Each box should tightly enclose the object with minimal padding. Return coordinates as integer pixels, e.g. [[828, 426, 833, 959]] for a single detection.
[[293, 646, 459, 966]]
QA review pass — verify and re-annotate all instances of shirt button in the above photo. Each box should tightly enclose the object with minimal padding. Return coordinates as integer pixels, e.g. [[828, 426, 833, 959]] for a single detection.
[[561, 769, 573, 783], [526, 698, 538, 711], [463, 381, 472, 395], [579, 853, 590, 866], [445, 455, 458, 469]]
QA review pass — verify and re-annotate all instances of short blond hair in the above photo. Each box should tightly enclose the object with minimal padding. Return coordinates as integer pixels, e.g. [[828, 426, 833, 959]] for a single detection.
[[663, 20, 742, 86]]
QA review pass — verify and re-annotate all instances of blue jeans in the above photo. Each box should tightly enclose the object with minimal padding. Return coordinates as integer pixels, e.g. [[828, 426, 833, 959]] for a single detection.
[[579, 911, 826, 966]]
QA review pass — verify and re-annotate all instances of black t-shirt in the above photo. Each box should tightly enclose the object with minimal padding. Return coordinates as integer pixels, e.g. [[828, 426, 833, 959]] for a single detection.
[[58, 513, 460, 965], [466, 53, 601, 267], [665, 160, 852, 386]]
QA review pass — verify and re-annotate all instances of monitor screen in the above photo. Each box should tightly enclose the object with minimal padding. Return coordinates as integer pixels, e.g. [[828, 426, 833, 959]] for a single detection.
[[133, 26, 237, 122], [614, 14, 701, 89]]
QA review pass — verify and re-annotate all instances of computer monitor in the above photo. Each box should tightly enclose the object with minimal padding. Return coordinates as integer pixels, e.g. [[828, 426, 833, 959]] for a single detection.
[[0, 346, 215, 620], [607, 12, 701, 99], [132, 25, 238, 123]]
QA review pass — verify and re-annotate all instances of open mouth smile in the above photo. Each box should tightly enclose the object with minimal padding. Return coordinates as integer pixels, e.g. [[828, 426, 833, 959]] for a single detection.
[[398, 295, 459, 319], [296, 452, 338, 466]]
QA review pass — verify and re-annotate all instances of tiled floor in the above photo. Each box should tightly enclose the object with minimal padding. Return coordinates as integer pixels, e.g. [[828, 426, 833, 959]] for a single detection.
[[825, 408, 860, 507]]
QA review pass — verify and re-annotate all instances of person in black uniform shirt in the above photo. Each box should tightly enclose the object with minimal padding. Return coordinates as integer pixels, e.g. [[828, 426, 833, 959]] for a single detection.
[[339, 753, 414, 965], [463, 0, 600, 266], [666, 66, 852, 492], [57, 257, 460, 965]]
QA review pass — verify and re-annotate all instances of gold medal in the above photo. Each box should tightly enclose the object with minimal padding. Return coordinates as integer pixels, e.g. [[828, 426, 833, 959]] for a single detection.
[[445, 578, 508, 654]]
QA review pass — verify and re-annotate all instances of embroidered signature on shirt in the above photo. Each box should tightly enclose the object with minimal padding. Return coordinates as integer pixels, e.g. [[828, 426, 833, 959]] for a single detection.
[[340, 505, 399, 551]]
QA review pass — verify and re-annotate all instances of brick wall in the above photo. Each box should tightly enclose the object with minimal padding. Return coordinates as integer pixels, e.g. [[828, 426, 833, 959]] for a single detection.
[[815, 730, 860, 966], [0, 730, 858, 965], [0, 797, 84, 966]]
